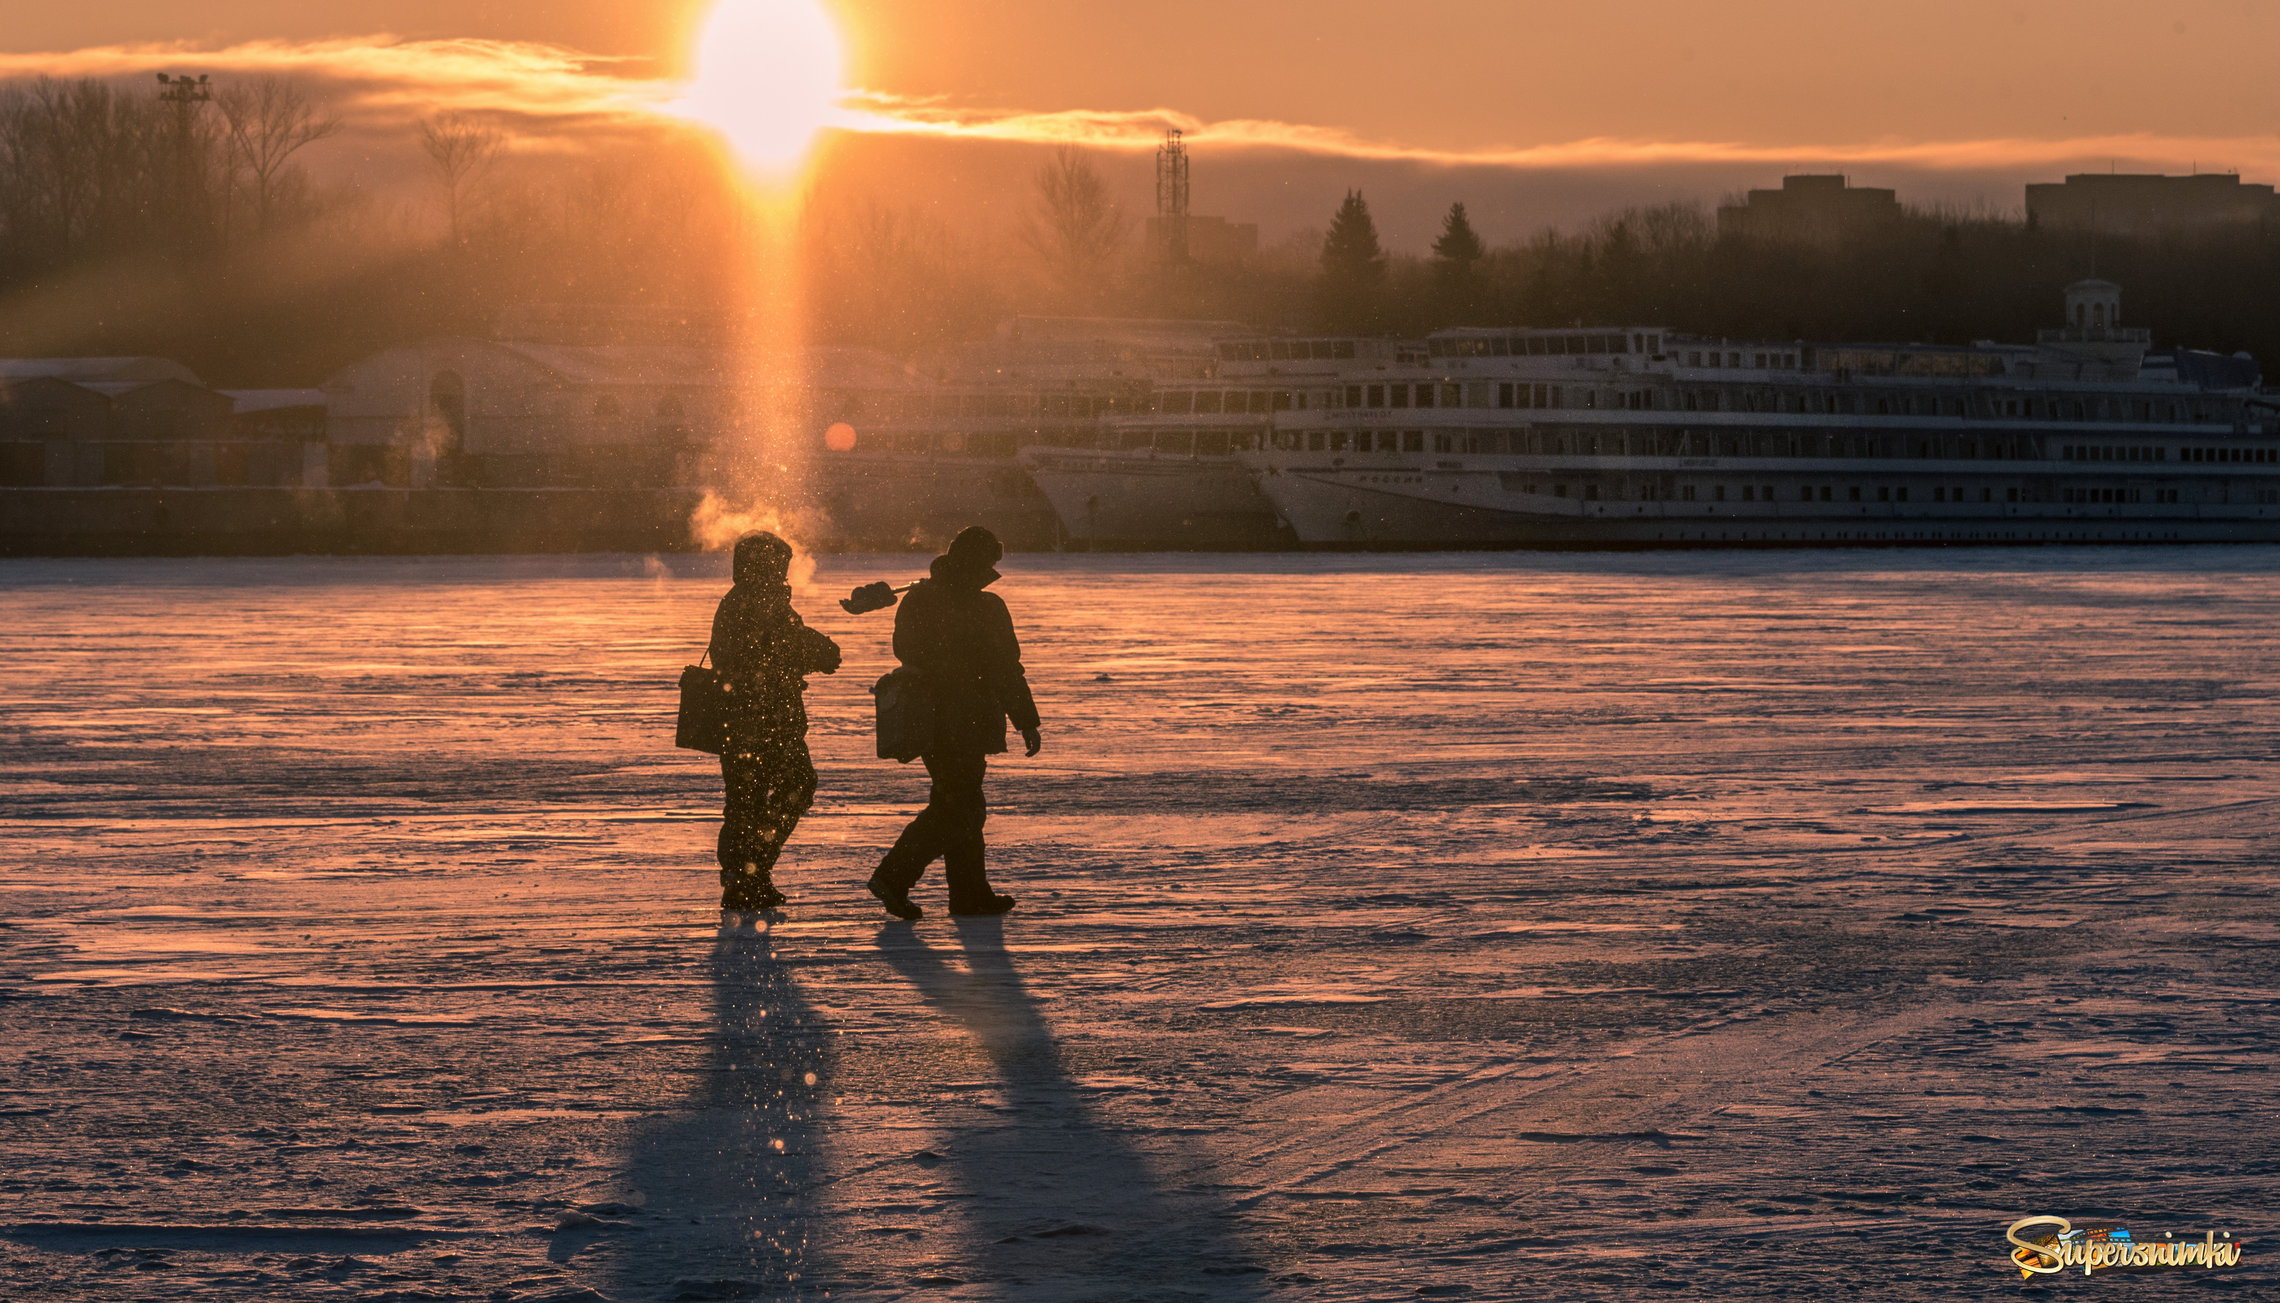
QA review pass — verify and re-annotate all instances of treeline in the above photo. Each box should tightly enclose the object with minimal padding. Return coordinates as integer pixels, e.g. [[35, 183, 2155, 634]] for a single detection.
[[3, 74, 2279, 384]]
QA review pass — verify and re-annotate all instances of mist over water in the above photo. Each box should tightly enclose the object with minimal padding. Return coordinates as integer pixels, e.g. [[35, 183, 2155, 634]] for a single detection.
[[3, 549, 2278, 1297]]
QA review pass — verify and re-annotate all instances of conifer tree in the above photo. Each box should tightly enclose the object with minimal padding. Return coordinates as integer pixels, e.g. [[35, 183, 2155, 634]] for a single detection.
[[1319, 190, 1386, 330], [1432, 201, 1484, 274]]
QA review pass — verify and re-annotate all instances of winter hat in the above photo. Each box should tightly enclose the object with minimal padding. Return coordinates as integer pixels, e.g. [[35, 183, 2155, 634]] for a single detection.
[[733, 531, 794, 586], [937, 525, 1004, 585]]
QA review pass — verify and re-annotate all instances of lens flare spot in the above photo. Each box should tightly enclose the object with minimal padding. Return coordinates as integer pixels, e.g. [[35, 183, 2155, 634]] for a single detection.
[[824, 422, 857, 452]]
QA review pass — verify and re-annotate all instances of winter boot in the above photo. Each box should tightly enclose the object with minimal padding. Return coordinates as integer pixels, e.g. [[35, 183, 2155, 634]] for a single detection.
[[866, 876, 923, 921], [721, 872, 787, 912], [948, 891, 1017, 917]]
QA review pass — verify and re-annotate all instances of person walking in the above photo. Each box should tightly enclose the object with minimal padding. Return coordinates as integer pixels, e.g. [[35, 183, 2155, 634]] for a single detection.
[[711, 532, 841, 911], [866, 526, 1041, 920]]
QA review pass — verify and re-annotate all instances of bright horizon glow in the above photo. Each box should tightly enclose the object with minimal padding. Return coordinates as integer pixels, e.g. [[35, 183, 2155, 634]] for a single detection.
[[678, 0, 845, 178]]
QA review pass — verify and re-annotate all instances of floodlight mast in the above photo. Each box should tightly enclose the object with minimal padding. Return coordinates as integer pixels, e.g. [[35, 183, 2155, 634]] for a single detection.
[[156, 73, 213, 253]]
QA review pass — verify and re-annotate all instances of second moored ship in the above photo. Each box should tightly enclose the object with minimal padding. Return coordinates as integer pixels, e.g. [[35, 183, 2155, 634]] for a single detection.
[[1011, 280, 2275, 548]]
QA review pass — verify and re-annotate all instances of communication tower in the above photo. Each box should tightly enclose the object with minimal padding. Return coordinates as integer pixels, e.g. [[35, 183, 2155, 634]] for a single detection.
[[1155, 129, 1190, 264]]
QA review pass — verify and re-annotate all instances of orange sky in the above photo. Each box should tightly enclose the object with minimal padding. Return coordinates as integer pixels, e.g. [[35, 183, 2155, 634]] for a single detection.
[[9, 1, 2280, 244]]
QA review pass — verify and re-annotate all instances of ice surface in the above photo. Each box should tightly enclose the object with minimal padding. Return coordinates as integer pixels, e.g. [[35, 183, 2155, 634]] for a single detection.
[[3, 548, 2278, 1298]]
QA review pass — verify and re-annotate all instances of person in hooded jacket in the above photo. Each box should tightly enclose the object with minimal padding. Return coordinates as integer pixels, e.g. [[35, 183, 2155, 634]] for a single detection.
[[711, 531, 841, 911], [865, 526, 1041, 920]]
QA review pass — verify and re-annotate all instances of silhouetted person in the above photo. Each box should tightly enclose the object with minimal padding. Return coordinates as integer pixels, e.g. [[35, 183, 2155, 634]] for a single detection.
[[866, 527, 1041, 920], [712, 532, 840, 911]]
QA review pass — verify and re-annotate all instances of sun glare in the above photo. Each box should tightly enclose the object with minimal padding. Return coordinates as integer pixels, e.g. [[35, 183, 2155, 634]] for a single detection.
[[680, 0, 846, 178]]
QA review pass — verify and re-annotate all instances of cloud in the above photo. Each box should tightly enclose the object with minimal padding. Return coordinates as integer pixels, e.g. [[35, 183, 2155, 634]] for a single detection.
[[0, 37, 676, 129], [4, 35, 2275, 180], [838, 91, 2280, 177]]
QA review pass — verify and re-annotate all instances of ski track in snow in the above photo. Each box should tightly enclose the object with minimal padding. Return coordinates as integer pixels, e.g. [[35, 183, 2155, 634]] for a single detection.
[[1, 548, 2277, 1300]]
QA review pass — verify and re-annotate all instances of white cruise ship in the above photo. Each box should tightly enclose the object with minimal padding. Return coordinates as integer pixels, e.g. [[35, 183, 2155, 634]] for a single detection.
[[1241, 281, 2276, 547], [1016, 336, 1413, 549]]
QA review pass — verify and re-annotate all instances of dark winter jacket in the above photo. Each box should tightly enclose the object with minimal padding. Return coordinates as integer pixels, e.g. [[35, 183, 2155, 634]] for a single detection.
[[710, 578, 840, 750], [892, 553, 1040, 756]]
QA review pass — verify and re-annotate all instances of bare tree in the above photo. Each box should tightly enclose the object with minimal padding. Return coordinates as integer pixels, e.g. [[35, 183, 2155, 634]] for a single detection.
[[0, 78, 186, 265], [417, 113, 502, 244], [1020, 148, 1127, 303], [216, 76, 341, 237]]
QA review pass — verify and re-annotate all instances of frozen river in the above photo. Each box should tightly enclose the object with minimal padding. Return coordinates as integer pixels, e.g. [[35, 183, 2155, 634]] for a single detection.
[[3, 549, 2276, 1299]]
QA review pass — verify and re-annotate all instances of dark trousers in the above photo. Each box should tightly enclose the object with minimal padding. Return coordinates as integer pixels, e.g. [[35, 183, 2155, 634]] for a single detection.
[[874, 753, 990, 900], [719, 741, 817, 888]]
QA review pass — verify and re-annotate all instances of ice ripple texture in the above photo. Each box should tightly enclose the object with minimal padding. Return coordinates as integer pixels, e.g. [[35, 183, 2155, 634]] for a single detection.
[[2, 548, 2277, 1300]]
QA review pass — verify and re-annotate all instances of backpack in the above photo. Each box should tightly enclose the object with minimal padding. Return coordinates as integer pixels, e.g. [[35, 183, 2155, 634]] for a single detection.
[[871, 666, 933, 763]]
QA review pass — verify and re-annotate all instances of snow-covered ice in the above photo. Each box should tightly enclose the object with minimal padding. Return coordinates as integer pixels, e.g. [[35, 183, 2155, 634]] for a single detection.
[[2, 549, 2276, 1299]]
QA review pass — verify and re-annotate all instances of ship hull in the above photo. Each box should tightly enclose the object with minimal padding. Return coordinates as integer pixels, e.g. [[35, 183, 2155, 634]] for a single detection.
[[1247, 454, 2280, 548], [808, 453, 1060, 551], [1018, 447, 1287, 549]]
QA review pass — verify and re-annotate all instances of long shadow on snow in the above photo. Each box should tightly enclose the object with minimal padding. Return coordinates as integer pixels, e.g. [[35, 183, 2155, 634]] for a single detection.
[[875, 918, 1266, 1297], [588, 918, 837, 1301]]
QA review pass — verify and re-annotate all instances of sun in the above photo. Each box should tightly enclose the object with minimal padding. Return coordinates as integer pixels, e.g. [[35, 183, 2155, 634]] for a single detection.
[[679, 0, 846, 178]]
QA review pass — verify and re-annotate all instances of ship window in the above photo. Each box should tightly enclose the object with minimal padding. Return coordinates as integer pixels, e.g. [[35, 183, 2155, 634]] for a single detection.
[[1364, 384, 1384, 408], [1343, 385, 1361, 407], [1687, 351, 1702, 367], [1491, 338, 1510, 357], [1682, 485, 1696, 500], [1192, 392, 1222, 415], [1244, 392, 1267, 414], [1414, 385, 1434, 410], [1897, 486, 1909, 501], [1763, 486, 1774, 500], [1714, 485, 1726, 501], [1742, 485, 1755, 501], [1307, 431, 1325, 451], [1335, 341, 1356, 359], [1404, 431, 1425, 453], [1195, 431, 1230, 457], [1877, 486, 1890, 502], [1391, 385, 1411, 410], [1498, 383, 1514, 409], [1443, 384, 1462, 407], [1523, 337, 1545, 356], [1585, 484, 1600, 499], [1434, 432, 1453, 453], [1820, 486, 1834, 501], [1850, 486, 1862, 501], [1554, 483, 1567, 497]]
